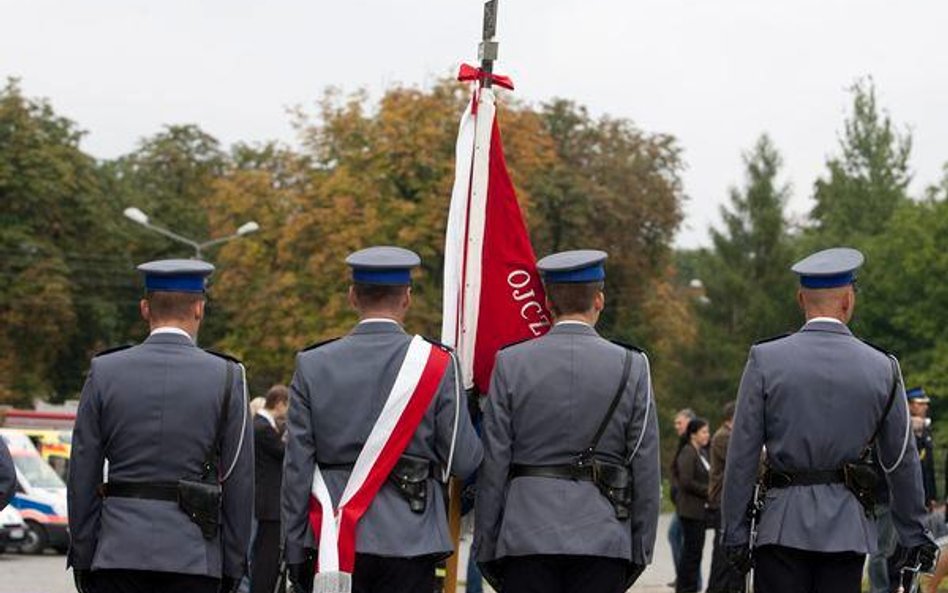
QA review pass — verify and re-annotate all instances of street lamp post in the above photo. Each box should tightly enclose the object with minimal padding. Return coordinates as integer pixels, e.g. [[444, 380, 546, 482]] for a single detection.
[[123, 207, 260, 259]]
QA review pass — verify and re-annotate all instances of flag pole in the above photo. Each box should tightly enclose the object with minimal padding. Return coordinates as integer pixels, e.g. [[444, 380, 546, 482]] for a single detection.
[[444, 4, 499, 592]]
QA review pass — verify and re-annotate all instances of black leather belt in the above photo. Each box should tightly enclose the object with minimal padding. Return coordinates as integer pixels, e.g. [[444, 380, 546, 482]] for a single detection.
[[98, 481, 179, 502], [510, 463, 595, 482], [765, 469, 845, 488], [319, 460, 439, 476]]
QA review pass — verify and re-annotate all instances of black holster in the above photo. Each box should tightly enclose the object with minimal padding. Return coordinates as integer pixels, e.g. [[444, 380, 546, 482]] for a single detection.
[[842, 455, 882, 517], [592, 460, 632, 520], [178, 477, 222, 539], [389, 454, 432, 514]]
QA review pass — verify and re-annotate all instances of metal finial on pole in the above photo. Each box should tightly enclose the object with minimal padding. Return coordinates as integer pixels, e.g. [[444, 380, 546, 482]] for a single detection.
[[478, 0, 499, 88]]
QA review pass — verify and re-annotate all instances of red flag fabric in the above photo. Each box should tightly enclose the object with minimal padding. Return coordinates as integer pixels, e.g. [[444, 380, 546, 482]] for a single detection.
[[442, 80, 551, 394]]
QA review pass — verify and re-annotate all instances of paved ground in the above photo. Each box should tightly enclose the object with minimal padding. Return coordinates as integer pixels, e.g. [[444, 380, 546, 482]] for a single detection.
[[0, 514, 705, 593]]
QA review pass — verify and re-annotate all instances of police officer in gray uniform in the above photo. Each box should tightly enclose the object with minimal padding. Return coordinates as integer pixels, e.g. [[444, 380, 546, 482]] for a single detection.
[[722, 248, 938, 593], [0, 435, 15, 509], [475, 250, 660, 593], [68, 260, 254, 593], [282, 246, 482, 593]]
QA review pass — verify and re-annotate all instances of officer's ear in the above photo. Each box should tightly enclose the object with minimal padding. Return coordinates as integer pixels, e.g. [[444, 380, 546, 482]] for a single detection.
[[194, 298, 206, 321], [347, 286, 358, 311], [594, 290, 605, 313], [796, 288, 805, 312], [403, 287, 412, 311], [140, 298, 151, 322]]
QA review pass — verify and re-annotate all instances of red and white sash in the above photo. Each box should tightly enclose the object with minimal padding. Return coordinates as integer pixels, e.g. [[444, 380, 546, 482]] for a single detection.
[[306, 335, 450, 591]]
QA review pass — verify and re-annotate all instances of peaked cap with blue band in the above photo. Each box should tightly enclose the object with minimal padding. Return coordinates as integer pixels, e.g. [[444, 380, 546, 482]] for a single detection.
[[137, 259, 214, 293], [346, 246, 420, 286], [537, 250, 608, 284], [791, 247, 864, 289], [906, 386, 930, 403]]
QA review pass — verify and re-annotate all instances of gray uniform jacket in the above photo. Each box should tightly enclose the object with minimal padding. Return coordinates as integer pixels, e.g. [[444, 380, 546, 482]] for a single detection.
[[475, 323, 660, 567], [722, 320, 930, 553], [0, 436, 15, 509], [282, 321, 483, 564], [68, 332, 254, 579]]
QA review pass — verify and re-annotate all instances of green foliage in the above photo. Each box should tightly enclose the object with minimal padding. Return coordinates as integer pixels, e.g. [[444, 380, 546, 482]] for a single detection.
[[671, 135, 798, 427], [811, 78, 911, 244]]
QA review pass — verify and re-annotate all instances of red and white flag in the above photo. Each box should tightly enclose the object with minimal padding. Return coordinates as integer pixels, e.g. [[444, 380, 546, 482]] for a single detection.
[[441, 65, 552, 393], [307, 336, 450, 591]]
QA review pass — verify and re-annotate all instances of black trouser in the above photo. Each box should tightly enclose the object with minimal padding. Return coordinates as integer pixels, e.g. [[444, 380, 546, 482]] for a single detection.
[[89, 569, 219, 593], [251, 520, 282, 593], [754, 544, 865, 593], [706, 510, 745, 593], [677, 516, 706, 593], [503, 554, 628, 593], [351, 554, 438, 593]]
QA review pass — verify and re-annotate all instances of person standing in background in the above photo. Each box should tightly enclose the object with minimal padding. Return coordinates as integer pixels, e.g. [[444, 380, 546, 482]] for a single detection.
[[706, 402, 743, 593], [674, 418, 711, 593], [250, 385, 289, 593], [668, 408, 696, 589], [907, 387, 937, 510]]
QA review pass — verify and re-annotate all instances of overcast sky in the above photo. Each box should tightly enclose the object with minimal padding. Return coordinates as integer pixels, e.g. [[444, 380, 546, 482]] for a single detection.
[[3, 0, 947, 247]]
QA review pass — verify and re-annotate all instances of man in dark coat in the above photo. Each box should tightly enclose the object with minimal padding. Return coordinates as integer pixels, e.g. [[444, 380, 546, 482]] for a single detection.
[[251, 385, 289, 593]]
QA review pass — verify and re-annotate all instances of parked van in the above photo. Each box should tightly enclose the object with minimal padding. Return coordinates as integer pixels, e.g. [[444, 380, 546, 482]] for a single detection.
[[0, 429, 69, 554], [17, 428, 72, 480]]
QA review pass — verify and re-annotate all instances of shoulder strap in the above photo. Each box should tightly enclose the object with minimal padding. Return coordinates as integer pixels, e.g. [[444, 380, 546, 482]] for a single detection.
[[204, 361, 234, 479], [866, 356, 900, 450], [582, 350, 634, 460]]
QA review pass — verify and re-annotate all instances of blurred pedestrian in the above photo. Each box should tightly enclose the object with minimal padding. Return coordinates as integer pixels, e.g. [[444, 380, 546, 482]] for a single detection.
[[707, 402, 743, 593], [250, 385, 289, 593], [0, 434, 14, 509], [907, 387, 936, 510], [668, 407, 695, 589], [68, 259, 253, 593], [476, 250, 660, 593], [282, 246, 482, 593], [674, 418, 711, 593]]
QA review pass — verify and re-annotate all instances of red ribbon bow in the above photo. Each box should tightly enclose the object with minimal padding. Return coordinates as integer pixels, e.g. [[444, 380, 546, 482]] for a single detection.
[[457, 63, 515, 90]]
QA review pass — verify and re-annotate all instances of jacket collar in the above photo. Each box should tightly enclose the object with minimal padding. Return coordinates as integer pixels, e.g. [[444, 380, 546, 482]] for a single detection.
[[143, 332, 196, 347], [799, 319, 853, 337], [548, 321, 600, 338], [349, 320, 407, 336]]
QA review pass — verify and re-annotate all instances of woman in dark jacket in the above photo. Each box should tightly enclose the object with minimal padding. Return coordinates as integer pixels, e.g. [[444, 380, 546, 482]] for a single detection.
[[674, 418, 712, 593]]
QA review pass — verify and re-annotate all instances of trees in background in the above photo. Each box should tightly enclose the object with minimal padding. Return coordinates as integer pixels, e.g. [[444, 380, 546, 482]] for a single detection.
[[671, 135, 797, 420], [2, 72, 946, 449]]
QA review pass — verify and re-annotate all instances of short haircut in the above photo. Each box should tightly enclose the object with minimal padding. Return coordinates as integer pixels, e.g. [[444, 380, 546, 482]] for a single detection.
[[545, 281, 604, 317], [676, 408, 695, 420], [146, 291, 203, 321], [352, 283, 408, 310], [264, 385, 289, 410], [723, 401, 737, 421]]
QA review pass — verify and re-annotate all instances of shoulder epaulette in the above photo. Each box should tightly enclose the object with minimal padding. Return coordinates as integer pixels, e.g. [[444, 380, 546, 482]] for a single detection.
[[421, 336, 454, 352], [753, 333, 792, 346], [93, 344, 133, 358], [609, 339, 645, 354], [859, 338, 894, 357], [203, 349, 242, 365], [301, 337, 341, 353], [499, 337, 535, 351]]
